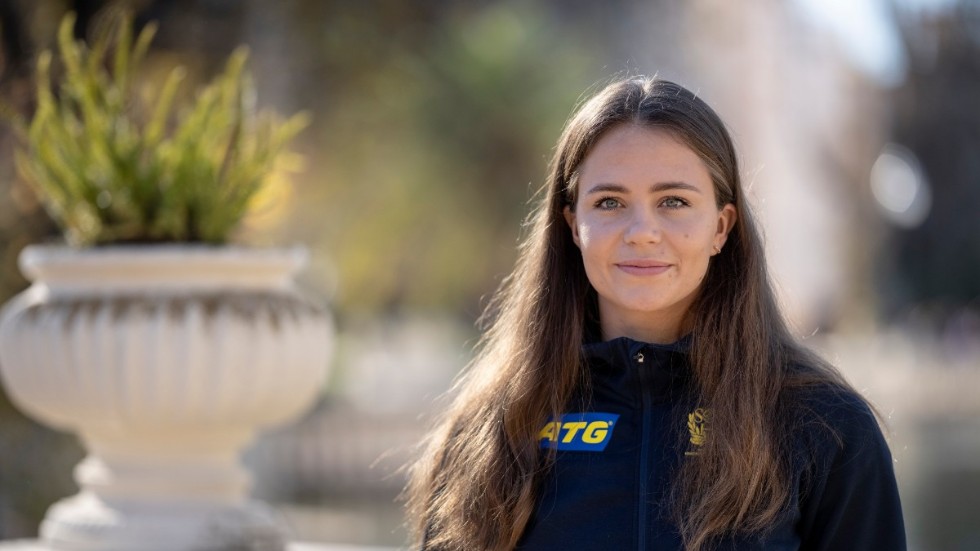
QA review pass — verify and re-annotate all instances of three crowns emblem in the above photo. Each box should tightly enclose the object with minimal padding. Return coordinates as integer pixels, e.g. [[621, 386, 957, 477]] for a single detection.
[[685, 407, 710, 456]]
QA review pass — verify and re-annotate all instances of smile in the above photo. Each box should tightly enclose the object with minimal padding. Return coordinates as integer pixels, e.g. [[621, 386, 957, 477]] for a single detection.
[[615, 261, 672, 276]]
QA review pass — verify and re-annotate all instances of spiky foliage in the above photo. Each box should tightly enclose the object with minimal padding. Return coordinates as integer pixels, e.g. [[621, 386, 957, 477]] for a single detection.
[[13, 12, 309, 245]]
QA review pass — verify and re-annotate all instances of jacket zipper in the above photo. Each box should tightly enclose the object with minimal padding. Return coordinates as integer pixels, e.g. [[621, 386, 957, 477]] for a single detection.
[[635, 350, 651, 551]]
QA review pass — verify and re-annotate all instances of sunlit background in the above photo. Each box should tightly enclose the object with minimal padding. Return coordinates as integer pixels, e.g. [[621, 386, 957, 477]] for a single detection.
[[1, 0, 978, 549]]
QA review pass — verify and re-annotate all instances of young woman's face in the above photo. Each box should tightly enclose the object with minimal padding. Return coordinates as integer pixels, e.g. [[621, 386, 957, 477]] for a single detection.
[[564, 124, 737, 343]]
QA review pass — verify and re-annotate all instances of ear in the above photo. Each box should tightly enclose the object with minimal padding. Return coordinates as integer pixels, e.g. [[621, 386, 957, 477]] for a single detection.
[[713, 203, 737, 253], [563, 206, 581, 248]]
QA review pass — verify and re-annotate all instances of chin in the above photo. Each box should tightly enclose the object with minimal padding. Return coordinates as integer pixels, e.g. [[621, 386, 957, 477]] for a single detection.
[[618, 299, 683, 315], [612, 290, 696, 316]]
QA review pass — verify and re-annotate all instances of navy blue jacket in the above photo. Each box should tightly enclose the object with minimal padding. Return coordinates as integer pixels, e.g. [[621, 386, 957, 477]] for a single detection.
[[516, 337, 906, 550]]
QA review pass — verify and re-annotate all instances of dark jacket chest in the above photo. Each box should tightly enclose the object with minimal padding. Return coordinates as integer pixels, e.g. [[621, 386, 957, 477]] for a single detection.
[[517, 340, 802, 551]]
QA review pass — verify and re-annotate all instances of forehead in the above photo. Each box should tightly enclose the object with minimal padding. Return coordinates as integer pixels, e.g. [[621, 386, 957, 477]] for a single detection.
[[576, 124, 711, 190]]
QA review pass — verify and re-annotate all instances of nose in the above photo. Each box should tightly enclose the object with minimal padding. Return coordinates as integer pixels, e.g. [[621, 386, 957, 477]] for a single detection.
[[622, 208, 662, 245]]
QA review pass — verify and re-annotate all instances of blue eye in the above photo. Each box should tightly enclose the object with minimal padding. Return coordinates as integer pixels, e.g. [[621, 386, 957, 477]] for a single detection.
[[595, 197, 621, 210], [661, 196, 689, 209]]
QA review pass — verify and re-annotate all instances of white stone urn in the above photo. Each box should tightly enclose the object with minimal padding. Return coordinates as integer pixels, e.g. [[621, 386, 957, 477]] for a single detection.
[[0, 245, 332, 551]]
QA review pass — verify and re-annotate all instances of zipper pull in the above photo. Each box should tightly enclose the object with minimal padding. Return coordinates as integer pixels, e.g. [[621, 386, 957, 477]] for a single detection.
[[634, 352, 645, 363]]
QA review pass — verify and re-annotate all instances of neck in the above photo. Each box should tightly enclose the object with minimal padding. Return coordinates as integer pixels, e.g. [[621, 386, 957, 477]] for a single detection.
[[599, 303, 692, 344]]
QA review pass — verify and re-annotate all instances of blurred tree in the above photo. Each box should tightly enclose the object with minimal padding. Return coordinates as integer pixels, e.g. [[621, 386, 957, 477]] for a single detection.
[[886, 2, 980, 322], [277, 0, 601, 316], [2, 0, 615, 319]]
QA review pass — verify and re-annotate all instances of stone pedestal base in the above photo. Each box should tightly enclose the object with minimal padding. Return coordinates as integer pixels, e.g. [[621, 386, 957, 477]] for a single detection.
[[38, 492, 284, 551]]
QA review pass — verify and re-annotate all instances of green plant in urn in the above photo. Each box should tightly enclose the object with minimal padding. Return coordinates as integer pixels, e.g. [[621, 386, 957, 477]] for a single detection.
[[14, 12, 309, 245]]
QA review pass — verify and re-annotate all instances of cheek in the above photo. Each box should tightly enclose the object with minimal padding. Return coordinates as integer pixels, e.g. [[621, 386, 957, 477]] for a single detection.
[[576, 220, 606, 251], [577, 215, 620, 244], [671, 218, 714, 249], [575, 223, 609, 276]]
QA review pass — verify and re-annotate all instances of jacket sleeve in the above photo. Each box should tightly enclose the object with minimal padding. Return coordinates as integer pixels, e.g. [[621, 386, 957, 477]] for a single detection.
[[796, 390, 907, 551]]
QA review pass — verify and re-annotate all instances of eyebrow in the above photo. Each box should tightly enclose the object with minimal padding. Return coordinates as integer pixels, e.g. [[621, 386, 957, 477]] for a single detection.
[[583, 182, 702, 195]]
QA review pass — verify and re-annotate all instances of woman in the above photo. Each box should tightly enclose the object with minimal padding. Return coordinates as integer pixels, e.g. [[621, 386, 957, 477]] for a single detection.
[[406, 77, 905, 550]]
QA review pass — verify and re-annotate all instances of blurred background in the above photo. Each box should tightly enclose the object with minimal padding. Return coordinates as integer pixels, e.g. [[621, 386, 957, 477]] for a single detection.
[[0, 0, 978, 549]]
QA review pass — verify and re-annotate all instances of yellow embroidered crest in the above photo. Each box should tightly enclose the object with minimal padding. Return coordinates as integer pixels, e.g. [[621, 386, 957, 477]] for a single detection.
[[685, 408, 710, 456]]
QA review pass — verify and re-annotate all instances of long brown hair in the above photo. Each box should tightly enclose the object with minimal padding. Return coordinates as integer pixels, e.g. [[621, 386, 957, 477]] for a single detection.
[[406, 77, 855, 550]]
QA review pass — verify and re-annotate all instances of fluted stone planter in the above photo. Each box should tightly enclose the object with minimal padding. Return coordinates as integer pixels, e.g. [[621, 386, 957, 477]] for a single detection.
[[0, 245, 332, 551]]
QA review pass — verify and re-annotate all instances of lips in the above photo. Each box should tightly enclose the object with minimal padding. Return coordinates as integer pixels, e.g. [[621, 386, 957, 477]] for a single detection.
[[615, 260, 672, 276]]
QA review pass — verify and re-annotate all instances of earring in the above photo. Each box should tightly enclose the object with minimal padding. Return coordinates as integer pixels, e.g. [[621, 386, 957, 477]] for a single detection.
[[712, 245, 721, 255]]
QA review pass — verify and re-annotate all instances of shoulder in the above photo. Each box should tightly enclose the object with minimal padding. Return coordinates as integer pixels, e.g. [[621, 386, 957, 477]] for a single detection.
[[782, 372, 908, 548], [789, 381, 878, 428], [780, 377, 892, 476]]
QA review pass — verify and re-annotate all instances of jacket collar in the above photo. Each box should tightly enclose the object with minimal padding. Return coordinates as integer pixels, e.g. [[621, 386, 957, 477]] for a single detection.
[[581, 334, 693, 403], [583, 333, 691, 359]]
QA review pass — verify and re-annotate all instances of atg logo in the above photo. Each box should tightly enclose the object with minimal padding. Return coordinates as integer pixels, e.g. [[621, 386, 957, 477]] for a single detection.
[[538, 412, 619, 452]]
